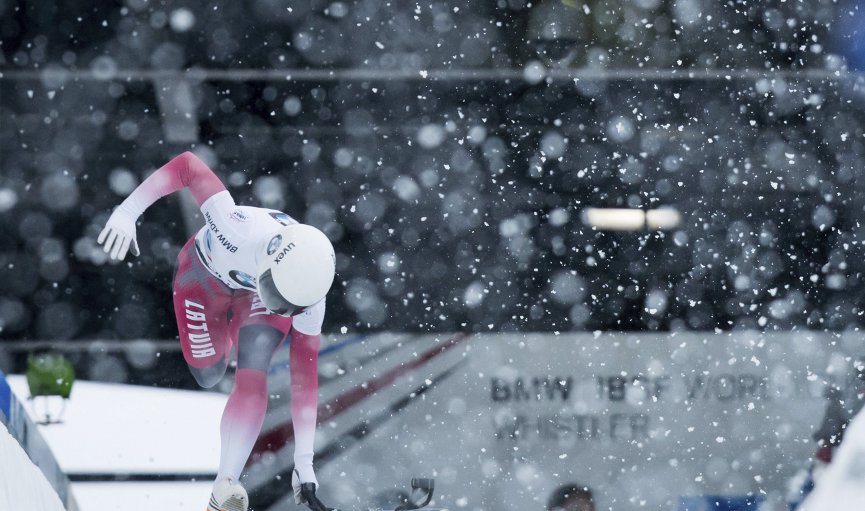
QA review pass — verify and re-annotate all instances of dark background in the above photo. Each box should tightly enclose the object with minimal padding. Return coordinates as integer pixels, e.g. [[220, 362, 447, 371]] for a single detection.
[[2, 0, 865, 383]]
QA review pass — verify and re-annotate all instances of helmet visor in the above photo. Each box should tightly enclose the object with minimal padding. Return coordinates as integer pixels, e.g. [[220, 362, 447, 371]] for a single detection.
[[258, 268, 299, 317]]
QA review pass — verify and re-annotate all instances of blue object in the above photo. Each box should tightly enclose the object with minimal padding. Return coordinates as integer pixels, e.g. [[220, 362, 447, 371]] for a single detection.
[[0, 368, 11, 424], [678, 496, 764, 511], [835, 5, 865, 72]]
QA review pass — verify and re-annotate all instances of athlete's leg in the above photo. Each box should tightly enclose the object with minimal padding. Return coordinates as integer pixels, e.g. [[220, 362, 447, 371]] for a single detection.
[[173, 238, 234, 389], [288, 329, 320, 485], [215, 293, 292, 482], [215, 324, 286, 482]]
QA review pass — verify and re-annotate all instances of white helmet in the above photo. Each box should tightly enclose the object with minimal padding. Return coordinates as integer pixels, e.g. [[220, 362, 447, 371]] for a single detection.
[[256, 224, 335, 316]]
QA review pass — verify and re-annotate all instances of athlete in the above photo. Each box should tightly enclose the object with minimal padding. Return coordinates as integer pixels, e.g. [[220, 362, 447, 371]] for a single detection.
[[97, 151, 335, 511]]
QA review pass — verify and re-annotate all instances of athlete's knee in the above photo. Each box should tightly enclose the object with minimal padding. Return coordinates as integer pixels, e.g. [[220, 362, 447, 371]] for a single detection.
[[189, 358, 228, 388], [233, 368, 268, 399], [237, 324, 286, 371]]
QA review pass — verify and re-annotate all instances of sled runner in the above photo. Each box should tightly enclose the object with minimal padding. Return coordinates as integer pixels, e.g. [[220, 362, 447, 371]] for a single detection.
[[300, 478, 439, 511]]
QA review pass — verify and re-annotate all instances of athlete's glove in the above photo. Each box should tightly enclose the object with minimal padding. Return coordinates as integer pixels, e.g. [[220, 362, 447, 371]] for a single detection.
[[292, 467, 325, 507], [97, 204, 141, 261]]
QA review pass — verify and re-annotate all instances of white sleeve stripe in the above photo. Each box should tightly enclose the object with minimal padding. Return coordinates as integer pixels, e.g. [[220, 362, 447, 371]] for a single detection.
[[199, 190, 234, 212]]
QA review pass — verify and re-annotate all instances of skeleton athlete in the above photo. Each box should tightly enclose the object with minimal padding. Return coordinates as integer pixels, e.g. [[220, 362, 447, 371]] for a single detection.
[[97, 151, 335, 511]]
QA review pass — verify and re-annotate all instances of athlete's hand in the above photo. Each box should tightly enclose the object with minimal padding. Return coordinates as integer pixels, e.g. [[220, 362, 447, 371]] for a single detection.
[[97, 204, 141, 261], [292, 467, 320, 506]]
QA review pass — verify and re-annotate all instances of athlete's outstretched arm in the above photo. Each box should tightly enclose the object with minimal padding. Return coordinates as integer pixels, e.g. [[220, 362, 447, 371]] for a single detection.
[[122, 151, 227, 214], [97, 151, 227, 260], [289, 329, 321, 488]]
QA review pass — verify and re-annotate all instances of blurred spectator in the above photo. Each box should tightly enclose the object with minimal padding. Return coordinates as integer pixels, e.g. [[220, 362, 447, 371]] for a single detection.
[[788, 358, 865, 509], [525, 0, 588, 67], [796, 402, 865, 511], [547, 483, 595, 511], [812, 358, 865, 467]]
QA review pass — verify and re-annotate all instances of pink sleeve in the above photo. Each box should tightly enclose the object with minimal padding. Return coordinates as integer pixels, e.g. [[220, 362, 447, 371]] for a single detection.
[[120, 152, 227, 217]]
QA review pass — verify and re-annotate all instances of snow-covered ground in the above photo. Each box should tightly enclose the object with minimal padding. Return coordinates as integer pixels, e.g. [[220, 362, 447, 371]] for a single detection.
[[71, 482, 214, 511], [0, 420, 66, 511], [6, 375, 225, 511]]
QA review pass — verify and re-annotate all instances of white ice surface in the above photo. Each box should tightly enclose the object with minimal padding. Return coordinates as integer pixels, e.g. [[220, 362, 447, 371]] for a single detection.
[[71, 481, 215, 510], [6, 375, 225, 511]]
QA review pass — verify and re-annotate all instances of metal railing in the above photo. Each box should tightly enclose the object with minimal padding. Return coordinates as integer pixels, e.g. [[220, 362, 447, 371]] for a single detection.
[[0, 66, 856, 82]]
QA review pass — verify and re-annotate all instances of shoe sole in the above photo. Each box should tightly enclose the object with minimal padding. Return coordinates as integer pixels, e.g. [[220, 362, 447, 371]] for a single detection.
[[207, 494, 248, 511]]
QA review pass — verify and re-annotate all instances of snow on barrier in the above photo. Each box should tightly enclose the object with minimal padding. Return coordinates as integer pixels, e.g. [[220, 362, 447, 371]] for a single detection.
[[249, 331, 860, 511], [0, 369, 75, 511]]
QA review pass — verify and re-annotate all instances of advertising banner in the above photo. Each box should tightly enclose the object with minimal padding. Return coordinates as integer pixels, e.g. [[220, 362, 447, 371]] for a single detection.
[[251, 332, 862, 511]]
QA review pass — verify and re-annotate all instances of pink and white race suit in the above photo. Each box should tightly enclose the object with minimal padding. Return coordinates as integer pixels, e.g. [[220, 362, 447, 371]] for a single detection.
[[102, 151, 324, 487]]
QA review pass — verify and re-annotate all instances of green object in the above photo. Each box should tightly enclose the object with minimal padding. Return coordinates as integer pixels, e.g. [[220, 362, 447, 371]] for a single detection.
[[561, 0, 579, 7], [26, 353, 75, 399]]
